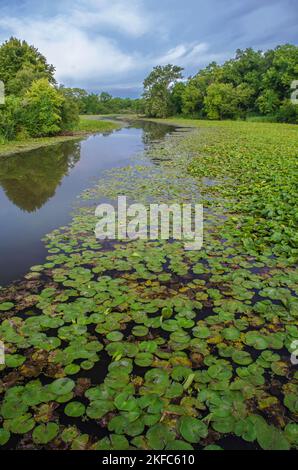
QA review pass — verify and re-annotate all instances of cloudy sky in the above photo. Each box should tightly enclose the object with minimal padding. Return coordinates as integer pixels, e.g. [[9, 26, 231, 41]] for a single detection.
[[0, 0, 297, 97]]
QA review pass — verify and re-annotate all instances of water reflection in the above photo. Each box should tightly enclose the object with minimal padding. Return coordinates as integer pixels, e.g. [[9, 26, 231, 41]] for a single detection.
[[131, 121, 175, 146], [0, 141, 81, 212], [0, 122, 175, 285]]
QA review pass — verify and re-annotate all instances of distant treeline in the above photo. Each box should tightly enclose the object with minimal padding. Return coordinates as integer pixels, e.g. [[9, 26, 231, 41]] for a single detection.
[[61, 89, 143, 115], [0, 37, 297, 144], [142, 45, 298, 123]]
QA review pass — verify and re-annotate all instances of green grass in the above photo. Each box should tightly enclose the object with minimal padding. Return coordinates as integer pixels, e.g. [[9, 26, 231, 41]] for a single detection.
[[77, 117, 121, 132], [0, 117, 121, 157]]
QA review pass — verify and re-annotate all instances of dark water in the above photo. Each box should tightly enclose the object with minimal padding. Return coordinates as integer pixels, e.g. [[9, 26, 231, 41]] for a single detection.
[[0, 121, 174, 286]]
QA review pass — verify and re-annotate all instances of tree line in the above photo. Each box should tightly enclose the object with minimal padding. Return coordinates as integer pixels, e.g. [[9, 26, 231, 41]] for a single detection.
[[142, 45, 298, 123], [0, 37, 297, 144]]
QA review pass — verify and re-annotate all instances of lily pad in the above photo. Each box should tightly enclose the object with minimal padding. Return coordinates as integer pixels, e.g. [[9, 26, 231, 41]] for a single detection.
[[179, 416, 208, 443], [32, 423, 59, 444], [64, 402, 86, 418]]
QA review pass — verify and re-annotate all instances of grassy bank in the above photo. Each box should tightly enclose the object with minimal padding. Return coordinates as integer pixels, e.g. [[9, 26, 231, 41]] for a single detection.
[[0, 117, 121, 157]]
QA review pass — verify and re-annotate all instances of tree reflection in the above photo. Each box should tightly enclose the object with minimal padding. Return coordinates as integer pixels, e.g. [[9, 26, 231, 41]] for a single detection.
[[0, 141, 81, 212], [131, 121, 175, 146]]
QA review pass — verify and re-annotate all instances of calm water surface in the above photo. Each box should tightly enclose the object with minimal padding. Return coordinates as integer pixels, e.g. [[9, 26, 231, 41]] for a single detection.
[[0, 122, 174, 286]]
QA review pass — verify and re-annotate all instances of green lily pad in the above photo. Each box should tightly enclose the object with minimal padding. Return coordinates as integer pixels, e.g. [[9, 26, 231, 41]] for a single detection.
[[179, 416, 208, 443], [64, 402, 86, 418], [132, 326, 149, 337], [64, 364, 80, 375], [135, 352, 153, 367], [6, 414, 35, 434], [0, 302, 14, 311], [32, 423, 59, 444], [232, 350, 253, 365], [146, 423, 175, 450], [107, 331, 124, 342], [0, 428, 10, 446], [49, 378, 75, 396]]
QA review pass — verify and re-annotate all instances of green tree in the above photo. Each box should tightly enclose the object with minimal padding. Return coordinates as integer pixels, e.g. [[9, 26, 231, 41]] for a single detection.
[[59, 89, 80, 132], [0, 95, 23, 141], [0, 37, 55, 96], [235, 83, 255, 117], [58, 87, 88, 113], [171, 82, 186, 114], [181, 62, 220, 116], [23, 79, 64, 137], [277, 99, 298, 124], [257, 90, 280, 115], [204, 82, 238, 120], [99, 92, 112, 103], [262, 45, 298, 99], [143, 65, 184, 118]]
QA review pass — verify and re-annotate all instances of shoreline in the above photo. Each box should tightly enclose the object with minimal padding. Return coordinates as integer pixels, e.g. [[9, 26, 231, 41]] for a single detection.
[[0, 118, 122, 158]]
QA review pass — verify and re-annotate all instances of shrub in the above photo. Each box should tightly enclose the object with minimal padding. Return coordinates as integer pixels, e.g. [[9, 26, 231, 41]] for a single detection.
[[23, 79, 64, 137]]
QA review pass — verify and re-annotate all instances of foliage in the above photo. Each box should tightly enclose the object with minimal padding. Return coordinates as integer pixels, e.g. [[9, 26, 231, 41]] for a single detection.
[[204, 82, 238, 120], [144, 45, 298, 122], [143, 65, 184, 118], [0, 37, 55, 96], [22, 79, 64, 137], [0, 95, 24, 140], [58, 88, 80, 132]]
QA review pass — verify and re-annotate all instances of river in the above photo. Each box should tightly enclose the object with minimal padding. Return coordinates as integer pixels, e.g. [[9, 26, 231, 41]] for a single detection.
[[0, 121, 175, 286]]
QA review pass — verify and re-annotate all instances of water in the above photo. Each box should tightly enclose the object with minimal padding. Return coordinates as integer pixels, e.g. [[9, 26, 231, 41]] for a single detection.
[[0, 121, 174, 286]]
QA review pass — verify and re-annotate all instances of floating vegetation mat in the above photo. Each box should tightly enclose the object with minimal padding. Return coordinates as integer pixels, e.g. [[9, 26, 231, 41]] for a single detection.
[[0, 121, 297, 450]]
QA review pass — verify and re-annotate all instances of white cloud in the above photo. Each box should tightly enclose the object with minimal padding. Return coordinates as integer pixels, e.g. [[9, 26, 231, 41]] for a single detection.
[[0, 15, 138, 84], [156, 42, 227, 68], [0, 0, 157, 87], [0, 3, 228, 91], [71, 0, 152, 37]]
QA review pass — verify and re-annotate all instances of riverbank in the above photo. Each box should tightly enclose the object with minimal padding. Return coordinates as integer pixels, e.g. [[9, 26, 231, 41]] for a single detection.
[[0, 117, 121, 157]]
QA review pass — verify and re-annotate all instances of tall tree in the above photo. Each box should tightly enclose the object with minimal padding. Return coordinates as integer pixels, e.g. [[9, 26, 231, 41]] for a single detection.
[[143, 65, 184, 118], [0, 37, 56, 96]]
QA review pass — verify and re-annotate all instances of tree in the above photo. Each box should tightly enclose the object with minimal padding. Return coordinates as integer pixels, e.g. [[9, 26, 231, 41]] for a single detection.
[[58, 87, 88, 113], [171, 82, 186, 114], [99, 92, 112, 103], [277, 100, 298, 124], [23, 79, 64, 137], [0, 37, 56, 96], [143, 65, 184, 118], [204, 82, 238, 120], [58, 88, 80, 132], [181, 62, 220, 116], [257, 90, 280, 115], [0, 95, 23, 141], [262, 45, 298, 99], [235, 83, 255, 117]]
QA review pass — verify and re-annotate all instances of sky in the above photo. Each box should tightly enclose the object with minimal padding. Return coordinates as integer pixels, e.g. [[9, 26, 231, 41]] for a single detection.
[[0, 0, 297, 97]]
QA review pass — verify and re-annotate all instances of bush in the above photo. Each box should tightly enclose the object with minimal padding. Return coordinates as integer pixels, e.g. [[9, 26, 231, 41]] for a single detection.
[[59, 91, 80, 132], [23, 79, 64, 137], [0, 95, 23, 141], [277, 100, 298, 124]]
